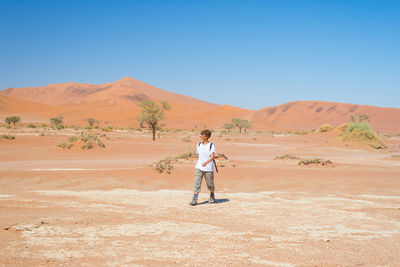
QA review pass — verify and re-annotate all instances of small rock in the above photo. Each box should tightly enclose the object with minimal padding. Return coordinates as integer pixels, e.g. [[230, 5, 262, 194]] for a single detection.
[[41, 221, 49, 225], [326, 239, 330, 242], [4, 227, 9, 230]]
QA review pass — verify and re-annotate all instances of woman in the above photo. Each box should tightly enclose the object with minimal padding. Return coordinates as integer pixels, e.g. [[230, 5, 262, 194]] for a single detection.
[[190, 129, 216, 206]]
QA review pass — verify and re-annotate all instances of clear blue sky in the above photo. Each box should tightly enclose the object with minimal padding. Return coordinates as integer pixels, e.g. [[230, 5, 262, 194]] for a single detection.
[[0, 0, 399, 109]]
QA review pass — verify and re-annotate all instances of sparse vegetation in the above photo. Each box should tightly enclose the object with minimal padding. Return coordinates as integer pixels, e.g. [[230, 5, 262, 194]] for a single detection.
[[336, 123, 349, 132], [274, 154, 299, 160], [350, 113, 369, 123], [5, 116, 20, 126], [87, 118, 99, 127], [137, 101, 171, 141], [50, 116, 64, 129], [391, 154, 400, 158], [174, 149, 197, 160], [68, 136, 79, 143], [348, 122, 371, 132], [223, 123, 235, 133], [341, 122, 386, 149], [27, 124, 36, 128], [153, 157, 173, 174], [298, 158, 332, 166], [57, 132, 106, 150], [231, 118, 251, 134], [182, 136, 191, 143], [0, 134, 16, 140], [57, 142, 74, 149], [150, 149, 230, 174], [317, 124, 334, 133]]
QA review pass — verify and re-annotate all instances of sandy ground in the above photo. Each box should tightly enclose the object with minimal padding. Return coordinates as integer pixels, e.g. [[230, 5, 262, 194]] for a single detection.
[[1, 128, 400, 266]]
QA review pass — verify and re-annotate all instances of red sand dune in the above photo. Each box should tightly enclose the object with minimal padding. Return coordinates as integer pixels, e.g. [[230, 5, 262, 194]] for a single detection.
[[1, 77, 399, 132]]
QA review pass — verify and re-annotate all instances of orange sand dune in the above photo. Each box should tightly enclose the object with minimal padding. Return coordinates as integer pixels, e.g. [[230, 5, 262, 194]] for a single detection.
[[1, 78, 399, 132], [252, 101, 400, 133], [0, 77, 212, 106]]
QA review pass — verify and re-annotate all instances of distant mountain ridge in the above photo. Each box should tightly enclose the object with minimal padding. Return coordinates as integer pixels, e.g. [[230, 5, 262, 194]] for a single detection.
[[1, 77, 399, 133]]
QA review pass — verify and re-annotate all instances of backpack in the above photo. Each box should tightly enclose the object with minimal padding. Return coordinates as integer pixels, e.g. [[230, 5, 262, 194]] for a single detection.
[[197, 142, 218, 173]]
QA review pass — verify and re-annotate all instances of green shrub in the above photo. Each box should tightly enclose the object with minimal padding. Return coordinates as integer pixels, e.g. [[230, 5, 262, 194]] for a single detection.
[[50, 116, 63, 127], [341, 123, 386, 149], [28, 124, 37, 128], [5, 116, 21, 126], [348, 122, 371, 132]]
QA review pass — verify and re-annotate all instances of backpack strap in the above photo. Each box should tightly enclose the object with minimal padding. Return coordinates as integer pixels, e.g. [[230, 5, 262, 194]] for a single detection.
[[209, 143, 218, 173]]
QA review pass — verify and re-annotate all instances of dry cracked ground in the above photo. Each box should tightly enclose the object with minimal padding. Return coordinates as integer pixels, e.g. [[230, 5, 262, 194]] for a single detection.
[[1, 189, 400, 266]]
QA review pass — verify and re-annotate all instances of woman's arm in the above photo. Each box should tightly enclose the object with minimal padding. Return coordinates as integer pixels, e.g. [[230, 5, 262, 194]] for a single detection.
[[202, 152, 215, 167]]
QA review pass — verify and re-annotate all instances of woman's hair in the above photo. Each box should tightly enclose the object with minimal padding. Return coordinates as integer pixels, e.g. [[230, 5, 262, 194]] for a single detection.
[[201, 129, 211, 139]]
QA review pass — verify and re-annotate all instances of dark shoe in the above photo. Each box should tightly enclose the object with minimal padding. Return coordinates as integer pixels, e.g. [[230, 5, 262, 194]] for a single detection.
[[209, 194, 215, 204], [189, 197, 198, 206]]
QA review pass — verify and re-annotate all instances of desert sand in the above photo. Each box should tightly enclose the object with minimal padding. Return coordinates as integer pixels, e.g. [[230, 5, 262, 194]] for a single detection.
[[1, 125, 400, 266], [1, 77, 400, 132], [1, 77, 400, 265]]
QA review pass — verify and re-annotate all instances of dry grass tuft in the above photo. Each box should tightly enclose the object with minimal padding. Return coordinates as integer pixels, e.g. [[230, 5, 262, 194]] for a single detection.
[[298, 158, 332, 166], [317, 124, 334, 133], [274, 154, 299, 160], [336, 123, 349, 132]]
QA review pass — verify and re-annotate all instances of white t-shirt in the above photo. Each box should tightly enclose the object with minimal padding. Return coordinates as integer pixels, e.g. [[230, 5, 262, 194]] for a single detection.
[[195, 142, 216, 172]]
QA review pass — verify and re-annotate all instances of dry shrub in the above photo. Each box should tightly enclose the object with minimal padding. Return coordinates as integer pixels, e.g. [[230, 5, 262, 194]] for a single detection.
[[298, 158, 332, 166], [0, 134, 15, 140], [151, 149, 231, 174], [175, 149, 197, 160], [57, 142, 73, 149], [317, 124, 334, 133], [336, 123, 349, 132], [182, 136, 191, 143], [152, 157, 173, 174], [274, 154, 299, 160], [57, 132, 106, 150]]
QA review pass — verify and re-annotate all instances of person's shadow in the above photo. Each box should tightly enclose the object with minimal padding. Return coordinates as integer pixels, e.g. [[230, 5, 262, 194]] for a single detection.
[[197, 198, 229, 205]]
